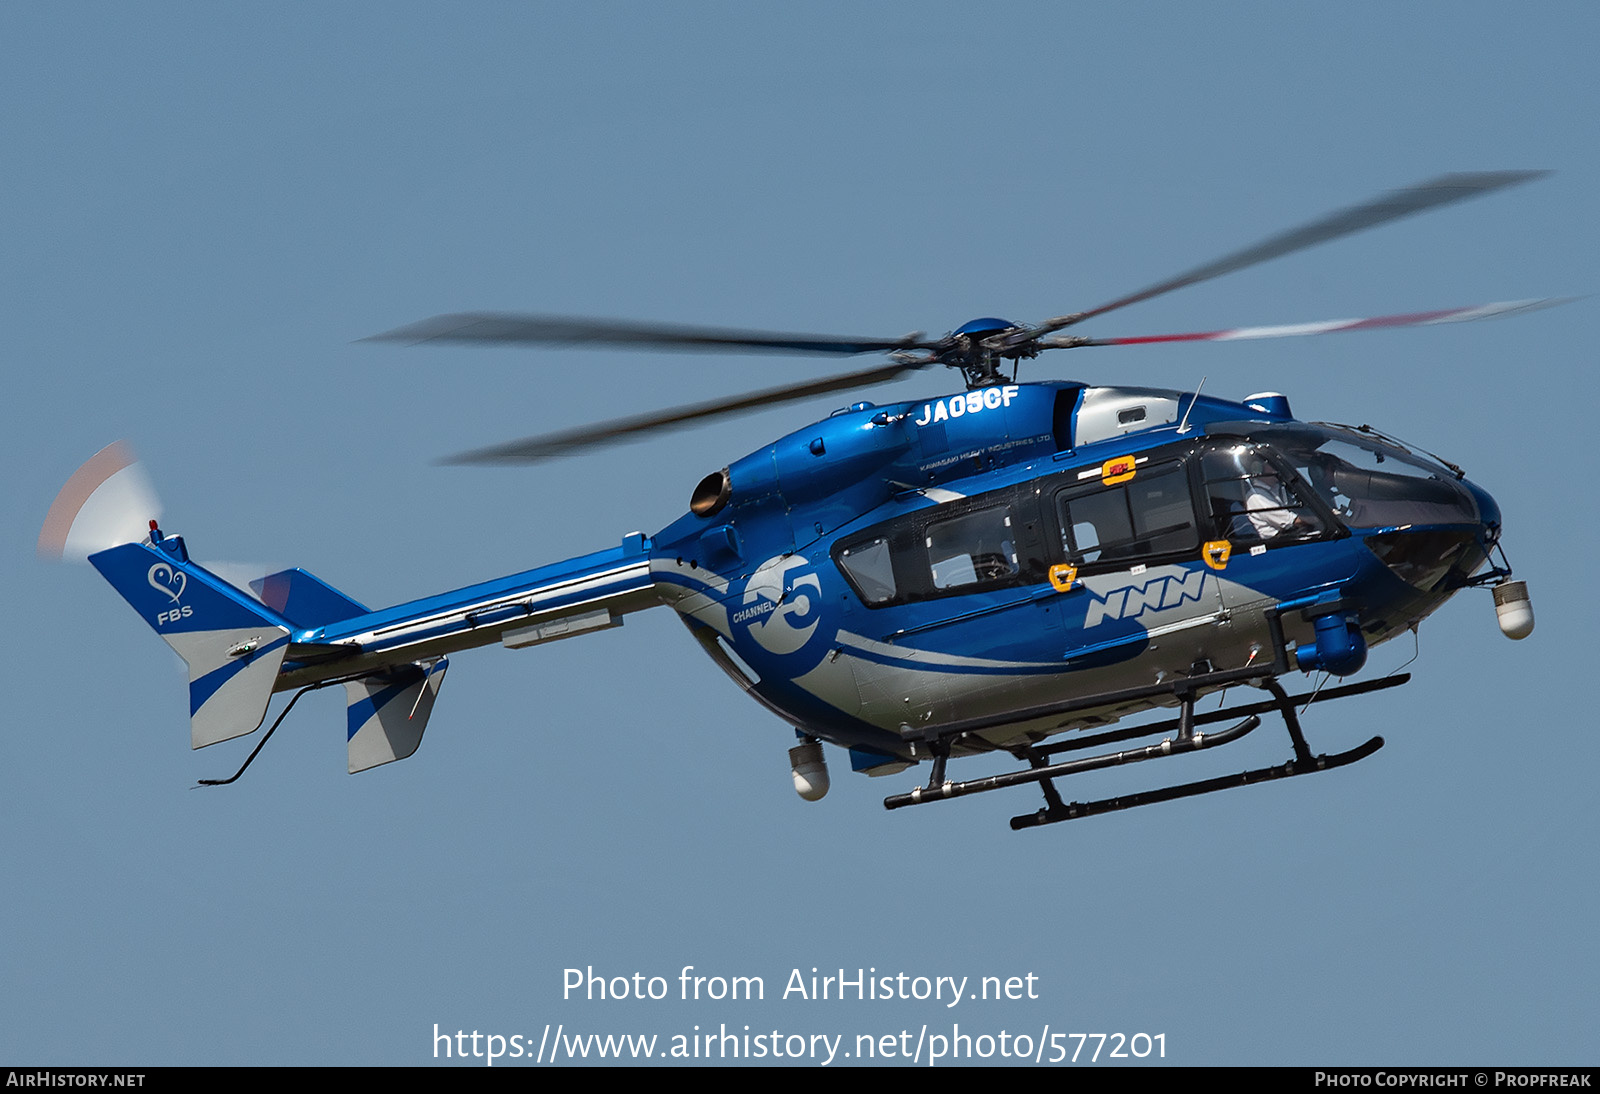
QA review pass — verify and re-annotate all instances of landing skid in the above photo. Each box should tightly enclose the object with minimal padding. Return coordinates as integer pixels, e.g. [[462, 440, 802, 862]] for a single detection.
[[884, 674, 1399, 830]]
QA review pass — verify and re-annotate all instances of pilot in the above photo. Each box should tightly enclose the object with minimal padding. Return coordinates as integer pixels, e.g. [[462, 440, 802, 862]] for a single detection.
[[1244, 472, 1301, 539], [1208, 446, 1311, 541]]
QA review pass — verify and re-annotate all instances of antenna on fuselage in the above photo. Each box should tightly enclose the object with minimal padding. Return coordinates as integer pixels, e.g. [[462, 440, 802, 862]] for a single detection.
[[1177, 376, 1207, 434]]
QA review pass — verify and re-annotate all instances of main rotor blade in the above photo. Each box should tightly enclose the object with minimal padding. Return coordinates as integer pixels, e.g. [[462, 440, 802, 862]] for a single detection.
[[1044, 297, 1575, 349], [1050, 171, 1549, 331], [366, 313, 932, 357], [442, 360, 926, 464]]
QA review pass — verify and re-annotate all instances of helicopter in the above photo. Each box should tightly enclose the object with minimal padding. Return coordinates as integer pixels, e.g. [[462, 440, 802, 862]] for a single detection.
[[45, 171, 1550, 830]]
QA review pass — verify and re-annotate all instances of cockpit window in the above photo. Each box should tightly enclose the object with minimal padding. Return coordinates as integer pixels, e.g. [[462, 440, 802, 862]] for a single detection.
[[1254, 425, 1479, 529], [1201, 444, 1324, 545]]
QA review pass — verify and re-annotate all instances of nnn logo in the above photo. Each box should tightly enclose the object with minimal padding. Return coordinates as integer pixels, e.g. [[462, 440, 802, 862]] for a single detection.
[[1084, 571, 1207, 628]]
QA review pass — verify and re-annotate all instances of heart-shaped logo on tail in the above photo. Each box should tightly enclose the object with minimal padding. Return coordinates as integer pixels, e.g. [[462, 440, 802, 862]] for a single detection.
[[147, 563, 187, 604]]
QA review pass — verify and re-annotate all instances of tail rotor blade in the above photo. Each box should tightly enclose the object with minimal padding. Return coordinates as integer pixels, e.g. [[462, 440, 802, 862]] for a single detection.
[[39, 441, 163, 562]]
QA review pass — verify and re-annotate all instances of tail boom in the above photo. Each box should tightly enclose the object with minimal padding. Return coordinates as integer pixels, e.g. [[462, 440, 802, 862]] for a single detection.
[[88, 525, 661, 771], [276, 534, 659, 689]]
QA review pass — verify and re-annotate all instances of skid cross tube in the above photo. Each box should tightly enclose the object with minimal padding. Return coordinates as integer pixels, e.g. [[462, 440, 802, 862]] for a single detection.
[[883, 662, 1401, 828], [884, 713, 1262, 810], [1025, 673, 1407, 762], [1008, 734, 1384, 829]]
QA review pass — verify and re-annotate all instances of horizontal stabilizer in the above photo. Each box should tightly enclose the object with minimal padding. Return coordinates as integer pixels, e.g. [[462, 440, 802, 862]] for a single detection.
[[344, 659, 448, 773], [251, 568, 369, 627], [89, 538, 293, 748]]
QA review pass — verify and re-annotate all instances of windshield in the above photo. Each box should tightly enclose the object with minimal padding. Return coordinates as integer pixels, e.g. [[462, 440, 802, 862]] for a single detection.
[[1245, 424, 1480, 530]]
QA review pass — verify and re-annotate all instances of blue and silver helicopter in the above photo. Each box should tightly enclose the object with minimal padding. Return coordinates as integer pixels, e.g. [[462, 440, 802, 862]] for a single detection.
[[50, 173, 1549, 829]]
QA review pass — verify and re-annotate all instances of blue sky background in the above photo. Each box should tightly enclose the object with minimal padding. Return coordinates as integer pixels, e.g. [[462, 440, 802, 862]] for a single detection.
[[5, 2, 1596, 1066]]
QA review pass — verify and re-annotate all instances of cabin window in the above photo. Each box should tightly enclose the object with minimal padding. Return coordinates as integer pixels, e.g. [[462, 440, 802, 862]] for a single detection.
[[833, 488, 1038, 607], [1055, 462, 1197, 565], [926, 506, 1018, 589], [836, 537, 897, 604]]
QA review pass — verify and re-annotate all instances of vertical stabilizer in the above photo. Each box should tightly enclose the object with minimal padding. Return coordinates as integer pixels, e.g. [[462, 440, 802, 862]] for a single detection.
[[89, 539, 292, 748]]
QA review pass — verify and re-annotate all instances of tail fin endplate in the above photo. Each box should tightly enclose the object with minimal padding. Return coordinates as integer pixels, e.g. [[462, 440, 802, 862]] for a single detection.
[[344, 659, 449, 773]]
